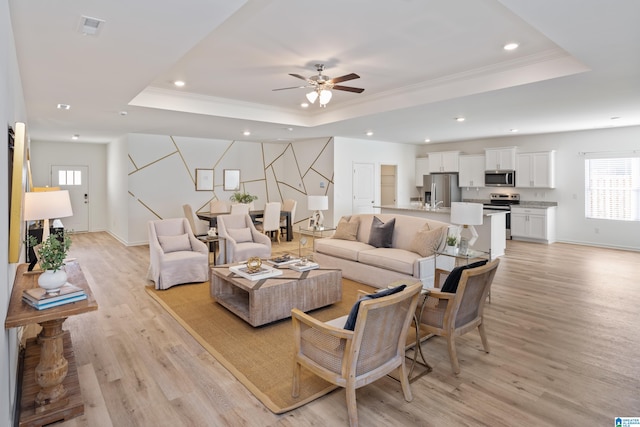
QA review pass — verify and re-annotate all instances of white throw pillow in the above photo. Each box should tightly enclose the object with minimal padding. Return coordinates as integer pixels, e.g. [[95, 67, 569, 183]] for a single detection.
[[228, 227, 253, 243], [158, 233, 191, 253]]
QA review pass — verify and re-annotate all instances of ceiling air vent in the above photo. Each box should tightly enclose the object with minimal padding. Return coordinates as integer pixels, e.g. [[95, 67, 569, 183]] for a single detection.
[[78, 15, 105, 36]]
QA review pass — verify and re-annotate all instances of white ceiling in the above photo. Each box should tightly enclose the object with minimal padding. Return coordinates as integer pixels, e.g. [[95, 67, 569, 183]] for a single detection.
[[9, 0, 640, 146]]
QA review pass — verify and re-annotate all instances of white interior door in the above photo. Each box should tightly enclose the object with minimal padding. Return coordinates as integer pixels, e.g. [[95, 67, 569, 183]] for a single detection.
[[51, 165, 89, 232], [353, 162, 375, 214], [380, 164, 397, 206]]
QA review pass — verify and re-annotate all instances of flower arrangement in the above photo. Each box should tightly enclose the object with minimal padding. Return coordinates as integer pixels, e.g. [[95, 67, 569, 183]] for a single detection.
[[27, 231, 72, 272], [230, 192, 258, 204]]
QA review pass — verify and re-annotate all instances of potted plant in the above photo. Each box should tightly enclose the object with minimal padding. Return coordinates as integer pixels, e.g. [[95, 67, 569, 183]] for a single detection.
[[230, 192, 258, 204], [446, 235, 458, 247], [27, 231, 72, 293]]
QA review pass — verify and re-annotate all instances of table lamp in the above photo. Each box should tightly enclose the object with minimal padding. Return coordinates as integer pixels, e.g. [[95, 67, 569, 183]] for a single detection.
[[24, 190, 74, 270], [307, 195, 328, 229], [450, 202, 483, 254]]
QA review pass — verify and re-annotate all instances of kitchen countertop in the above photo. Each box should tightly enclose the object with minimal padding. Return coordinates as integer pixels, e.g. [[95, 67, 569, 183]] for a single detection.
[[464, 199, 558, 208], [375, 205, 507, 216]]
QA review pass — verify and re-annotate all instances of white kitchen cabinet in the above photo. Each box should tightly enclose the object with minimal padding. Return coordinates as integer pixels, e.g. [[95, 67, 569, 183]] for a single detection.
[[428, 151, 459, 173], [516, 151, 555, 188], [415, 157, 429, 186], [511, 206, 556, 244], [485, 147, 516, 171], [458, 154, 485, 187]]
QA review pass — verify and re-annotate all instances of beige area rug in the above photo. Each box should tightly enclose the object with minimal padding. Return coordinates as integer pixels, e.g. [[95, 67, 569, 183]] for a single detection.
[[145, 278, 378, 414]]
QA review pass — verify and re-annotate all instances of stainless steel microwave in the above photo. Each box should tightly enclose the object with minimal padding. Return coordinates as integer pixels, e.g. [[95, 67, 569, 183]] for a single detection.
[[484, 170, 515, 187]]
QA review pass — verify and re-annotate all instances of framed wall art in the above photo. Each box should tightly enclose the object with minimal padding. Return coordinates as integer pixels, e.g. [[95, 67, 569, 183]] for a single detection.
[[195, 168, 214, 191], [8, 122, 26, 263], [223, 169, 240, 191]]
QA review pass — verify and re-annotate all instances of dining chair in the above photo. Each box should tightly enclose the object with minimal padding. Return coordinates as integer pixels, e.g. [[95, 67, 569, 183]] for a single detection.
[[230, 203, 250, 216], [182, 204, 209, 237], [280, 199, 297, 240], [210, 199, 229, 213], [255, 201, 281, 243]]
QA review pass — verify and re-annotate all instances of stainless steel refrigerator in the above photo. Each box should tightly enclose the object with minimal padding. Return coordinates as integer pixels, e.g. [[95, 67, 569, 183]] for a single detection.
[[423, 173, 461, 207]]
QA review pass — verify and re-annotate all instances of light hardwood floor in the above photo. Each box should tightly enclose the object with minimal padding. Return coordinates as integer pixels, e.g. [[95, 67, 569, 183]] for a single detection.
[[39, 232, 640, 426]]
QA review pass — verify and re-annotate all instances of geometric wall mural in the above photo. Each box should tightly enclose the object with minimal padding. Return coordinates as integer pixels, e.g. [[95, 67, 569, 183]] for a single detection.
[[127, 133, 334, 244]]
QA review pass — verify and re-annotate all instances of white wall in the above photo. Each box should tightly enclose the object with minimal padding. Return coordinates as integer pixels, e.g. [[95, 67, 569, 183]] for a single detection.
[[30, 141, 108, 231], [107, 135, 129, 244], [123, 134, 334, 244], [416, 126, 640, 250], [333, 136, 419, 224], [1, 1, 28, 423]]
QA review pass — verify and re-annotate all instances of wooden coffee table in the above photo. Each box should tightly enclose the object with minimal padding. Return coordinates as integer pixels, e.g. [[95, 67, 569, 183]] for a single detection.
[[210, 264, 342, 327]]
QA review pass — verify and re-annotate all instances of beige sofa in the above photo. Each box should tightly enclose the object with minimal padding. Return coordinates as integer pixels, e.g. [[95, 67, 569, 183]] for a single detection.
[[313, 214, 455, 288]]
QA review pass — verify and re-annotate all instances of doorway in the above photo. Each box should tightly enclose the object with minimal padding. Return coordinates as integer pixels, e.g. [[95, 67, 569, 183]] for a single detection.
[[380, 164, 397, 206], [352, 162, 375, 214], [51, 165, 89, 232]]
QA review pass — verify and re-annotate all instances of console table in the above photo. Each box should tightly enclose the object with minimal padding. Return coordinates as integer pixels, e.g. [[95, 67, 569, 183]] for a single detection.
[[5, 262, 98, 427]]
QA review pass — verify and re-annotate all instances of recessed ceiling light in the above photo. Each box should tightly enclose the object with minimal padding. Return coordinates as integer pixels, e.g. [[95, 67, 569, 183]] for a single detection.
[[424, 138, 431, 143], [510, 129, 519, 133], [243, 130, 251, 136], [301, 102, 309, 108], [72, 134, 79, 140], [504, 42, 519, 51], [286, 127, 293, 131], [174, 80, 185, 87], [119, 111, 128, 116], [610, 116, 621, 120], [366, 131, 374, 136], [455, 117, 465, 122], [57, 104, 70, 110]]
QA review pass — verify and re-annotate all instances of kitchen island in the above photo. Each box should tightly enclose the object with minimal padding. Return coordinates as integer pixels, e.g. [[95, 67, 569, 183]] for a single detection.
[[375, 205, 507, 259]]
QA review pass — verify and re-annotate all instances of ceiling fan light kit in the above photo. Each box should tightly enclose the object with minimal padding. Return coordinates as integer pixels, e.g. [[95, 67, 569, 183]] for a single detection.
[[274, 63, 364, 107]]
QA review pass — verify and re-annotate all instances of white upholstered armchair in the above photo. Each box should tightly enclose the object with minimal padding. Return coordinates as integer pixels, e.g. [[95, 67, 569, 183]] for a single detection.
[[147, 218, 209, 290], [216, 214, 272, 263]]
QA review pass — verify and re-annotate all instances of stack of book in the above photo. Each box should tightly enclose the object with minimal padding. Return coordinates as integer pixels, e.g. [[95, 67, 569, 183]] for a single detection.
[[266, 254, 301, 267], [22, 283, 87, 310], [229, 264, 283, 281]]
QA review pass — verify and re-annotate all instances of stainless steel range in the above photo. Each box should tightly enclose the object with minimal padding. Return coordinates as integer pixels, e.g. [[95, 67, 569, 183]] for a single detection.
[[483, 193, 520, 239]]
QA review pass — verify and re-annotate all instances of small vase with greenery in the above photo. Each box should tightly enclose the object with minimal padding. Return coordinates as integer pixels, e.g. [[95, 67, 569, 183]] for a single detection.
[[446, 235, 458, 247], [230, 192, 258, 204], [27, 231, 72, 293]]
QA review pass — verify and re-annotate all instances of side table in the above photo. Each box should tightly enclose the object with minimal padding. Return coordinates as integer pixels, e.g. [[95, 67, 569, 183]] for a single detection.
[[298, 226, 336, 258], [198, 235, 226, 265], [5, 262, 98, 426]]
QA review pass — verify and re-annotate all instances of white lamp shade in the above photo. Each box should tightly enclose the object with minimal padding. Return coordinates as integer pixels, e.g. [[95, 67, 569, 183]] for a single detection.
[[306, 91, 318, 104], [307, 195, 328, 211], [318, 89, 332, 105], [24, 190, 74, 221], [450, 202, 483, 226]]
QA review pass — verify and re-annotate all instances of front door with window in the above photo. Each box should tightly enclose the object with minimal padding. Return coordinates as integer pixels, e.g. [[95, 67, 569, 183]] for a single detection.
[[51, 165, 89, 232]]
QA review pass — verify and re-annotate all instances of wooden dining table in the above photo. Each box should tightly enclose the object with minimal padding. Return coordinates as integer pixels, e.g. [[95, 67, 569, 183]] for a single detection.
[[197, 209, 293, 241]]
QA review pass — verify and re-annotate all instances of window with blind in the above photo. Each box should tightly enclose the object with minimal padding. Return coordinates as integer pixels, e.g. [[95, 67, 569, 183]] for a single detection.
[[584, 157, 640, 221]]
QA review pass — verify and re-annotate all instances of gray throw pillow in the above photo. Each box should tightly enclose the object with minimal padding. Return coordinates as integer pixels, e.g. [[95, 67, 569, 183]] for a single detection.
[[368, 216, 395, 248]]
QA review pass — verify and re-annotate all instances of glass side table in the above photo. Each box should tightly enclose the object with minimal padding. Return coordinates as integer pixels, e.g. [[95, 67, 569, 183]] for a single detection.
[[298, 226, 336, 258], [435, 246, 492, 300]]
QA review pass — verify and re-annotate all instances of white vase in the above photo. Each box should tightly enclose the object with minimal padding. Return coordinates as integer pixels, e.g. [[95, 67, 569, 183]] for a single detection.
[[38, 269, 68, 294]]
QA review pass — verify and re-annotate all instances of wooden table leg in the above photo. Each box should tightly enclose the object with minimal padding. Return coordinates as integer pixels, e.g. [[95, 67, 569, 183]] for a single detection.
[[35, 318, 69, 411]]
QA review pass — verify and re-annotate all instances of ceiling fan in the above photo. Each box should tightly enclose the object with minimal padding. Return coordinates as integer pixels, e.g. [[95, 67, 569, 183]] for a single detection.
[[273, 64, 364, 107]]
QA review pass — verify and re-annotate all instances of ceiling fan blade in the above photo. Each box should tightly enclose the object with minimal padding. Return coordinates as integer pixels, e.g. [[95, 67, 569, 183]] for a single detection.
[[329, 73, 360, 84], [289, 73, 310, 82], [332, 85, 365, 93], [272, 85, 310, 91]]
